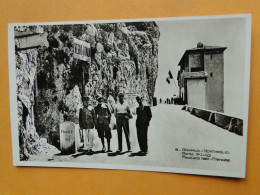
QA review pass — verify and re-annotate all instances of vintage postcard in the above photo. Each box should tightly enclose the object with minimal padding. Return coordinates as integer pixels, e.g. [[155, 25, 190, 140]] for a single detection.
[[8, 14, 251, 178]]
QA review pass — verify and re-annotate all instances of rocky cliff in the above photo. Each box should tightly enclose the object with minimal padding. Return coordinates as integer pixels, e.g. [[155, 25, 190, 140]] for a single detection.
[[15, 22, 160, 160]]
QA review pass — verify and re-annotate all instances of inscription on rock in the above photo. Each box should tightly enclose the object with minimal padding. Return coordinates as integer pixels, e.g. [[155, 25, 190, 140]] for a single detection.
[[60, 122, 76, 154]]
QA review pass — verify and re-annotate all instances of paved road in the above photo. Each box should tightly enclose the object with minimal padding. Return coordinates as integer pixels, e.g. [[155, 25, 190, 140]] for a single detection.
[[48, 104, 243, 173]]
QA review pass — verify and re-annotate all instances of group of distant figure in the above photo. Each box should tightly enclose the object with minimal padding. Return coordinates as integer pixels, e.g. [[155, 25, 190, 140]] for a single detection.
[[78, 91, 152, 156], [159, 97, 174, 104]]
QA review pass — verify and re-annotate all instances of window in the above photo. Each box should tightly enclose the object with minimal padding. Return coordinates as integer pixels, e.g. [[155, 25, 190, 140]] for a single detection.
[[74, 44, 77, 53], [76, 44, 79, 54], [86, 47, 90, 57], [191, 67, 202, 72], [79, 45, 82, 55], [83, 47, 87, 56], [210, 55, 213, 59], [210, 72, 213, 77]]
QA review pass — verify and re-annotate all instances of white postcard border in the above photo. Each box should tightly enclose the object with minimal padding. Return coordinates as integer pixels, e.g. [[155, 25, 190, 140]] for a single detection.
[[8, 14, 252, 178]]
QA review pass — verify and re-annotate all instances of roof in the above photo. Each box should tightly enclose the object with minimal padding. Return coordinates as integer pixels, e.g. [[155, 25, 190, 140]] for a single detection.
[[178, 44, 227, 67], [187, 45, 227, 51], [182, 71, 208, 79]]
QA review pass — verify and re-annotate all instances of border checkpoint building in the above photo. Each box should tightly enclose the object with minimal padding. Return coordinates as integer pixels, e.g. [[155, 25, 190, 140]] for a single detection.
[[177, 42, 227, 112]]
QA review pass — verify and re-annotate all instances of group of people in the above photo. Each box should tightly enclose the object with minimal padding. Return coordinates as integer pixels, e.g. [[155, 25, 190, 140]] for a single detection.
[[159, 97, 174, 104], [79, 92, 152, 156]]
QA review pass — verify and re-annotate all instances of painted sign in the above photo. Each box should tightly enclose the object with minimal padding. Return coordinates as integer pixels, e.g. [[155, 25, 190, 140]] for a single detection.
[[73, 37, 91, 62]]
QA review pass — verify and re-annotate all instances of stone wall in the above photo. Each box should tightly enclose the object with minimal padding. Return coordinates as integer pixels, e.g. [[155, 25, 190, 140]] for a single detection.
[[14, 22, 160, 159]]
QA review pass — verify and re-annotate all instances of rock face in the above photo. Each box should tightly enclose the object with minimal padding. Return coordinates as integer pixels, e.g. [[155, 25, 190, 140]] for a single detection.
[[14, 22, 160, 159], [16, 50, 41, 160]]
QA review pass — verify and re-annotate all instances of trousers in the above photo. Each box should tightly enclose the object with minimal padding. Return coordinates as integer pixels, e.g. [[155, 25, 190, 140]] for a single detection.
[[83, 128, 94, 150], [136, 125, 148, 152], [116, 116, 131, 150]]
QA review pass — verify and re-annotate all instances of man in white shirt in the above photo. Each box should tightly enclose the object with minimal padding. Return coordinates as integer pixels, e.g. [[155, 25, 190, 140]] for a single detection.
[[114, 92, 132, 153]]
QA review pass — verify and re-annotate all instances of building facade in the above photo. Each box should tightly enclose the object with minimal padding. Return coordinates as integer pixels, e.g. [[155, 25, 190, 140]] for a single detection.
[[177, 42, 227, 112]]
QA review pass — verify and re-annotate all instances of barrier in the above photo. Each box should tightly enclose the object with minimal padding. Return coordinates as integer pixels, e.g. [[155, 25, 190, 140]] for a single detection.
[[183, 106, 243, 136]]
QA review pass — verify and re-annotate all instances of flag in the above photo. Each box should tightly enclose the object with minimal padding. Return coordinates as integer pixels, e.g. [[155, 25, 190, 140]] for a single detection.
[[166, 77, 170, 84], [168, 70, 173, 79]]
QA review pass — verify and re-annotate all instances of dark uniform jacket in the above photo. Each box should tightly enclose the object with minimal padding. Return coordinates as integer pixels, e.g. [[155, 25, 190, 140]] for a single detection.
[[79, 106, 96, 129], [136, 105, 152, 127], [95, 103, 111, 127]]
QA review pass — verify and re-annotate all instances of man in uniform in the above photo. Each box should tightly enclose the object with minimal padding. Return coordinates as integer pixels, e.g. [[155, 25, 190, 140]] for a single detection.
[[114, 92, 132, 153], [79, 96, 97, 155], [95, 95, 112, 152], [135, 95, 152, 155]]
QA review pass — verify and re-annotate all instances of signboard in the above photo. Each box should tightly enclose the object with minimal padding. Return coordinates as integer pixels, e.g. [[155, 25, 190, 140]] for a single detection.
[[15, 32, 49, 52], [125, 93, 138, 109], [73, 37, 91, 62], [59, 122, 76, 154]]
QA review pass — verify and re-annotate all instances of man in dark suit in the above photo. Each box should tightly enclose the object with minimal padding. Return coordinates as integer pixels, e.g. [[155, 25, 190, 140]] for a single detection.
[[135, 95, 152, 155]]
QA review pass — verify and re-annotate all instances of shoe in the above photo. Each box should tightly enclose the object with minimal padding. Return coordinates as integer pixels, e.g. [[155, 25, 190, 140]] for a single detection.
[[116, 149, 122, 153], [102, 147, 106, 152], [79, 144, 84, 149], [128, 149, 132, 153], [87, 149, 94, 155], [107, 149, 112, 153]]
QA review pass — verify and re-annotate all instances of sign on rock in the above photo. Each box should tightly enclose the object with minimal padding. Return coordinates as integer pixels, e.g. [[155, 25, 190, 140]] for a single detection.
[[60, 122, 76, 154], [73, 37, 91, 62]]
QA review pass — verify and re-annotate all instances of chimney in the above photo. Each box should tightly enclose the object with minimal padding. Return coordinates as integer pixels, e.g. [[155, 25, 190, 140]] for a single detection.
[[197, 42, 203, 48]]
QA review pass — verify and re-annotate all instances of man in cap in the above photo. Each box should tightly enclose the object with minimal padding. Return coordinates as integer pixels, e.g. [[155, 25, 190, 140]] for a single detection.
[[95, 95, 112, 152], [114, 91, 132, 153], [135, 95, 152, 155], [79, 96, 97, 155]]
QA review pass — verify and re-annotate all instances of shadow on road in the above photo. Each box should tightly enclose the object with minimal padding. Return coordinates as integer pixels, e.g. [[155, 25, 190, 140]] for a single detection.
[[71, 150, 107, 158], [128, 152, 147, 157], [54, 152, 69, 156], [107, 151, 129, 157], [72, 152, 86, 158], [93, 150, 106, 154]]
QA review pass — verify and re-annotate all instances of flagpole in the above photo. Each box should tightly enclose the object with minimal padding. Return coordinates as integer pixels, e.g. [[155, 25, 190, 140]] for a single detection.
[[171, 78, 179, 92], [167, 69, 179, 94]]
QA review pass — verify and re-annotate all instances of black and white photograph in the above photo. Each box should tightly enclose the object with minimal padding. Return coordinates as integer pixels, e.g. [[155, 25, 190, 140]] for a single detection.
[[8, 14, 251, 178]]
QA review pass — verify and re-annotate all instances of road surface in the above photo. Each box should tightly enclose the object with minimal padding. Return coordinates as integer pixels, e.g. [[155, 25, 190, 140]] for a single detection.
[[46, 104, 244, 173]]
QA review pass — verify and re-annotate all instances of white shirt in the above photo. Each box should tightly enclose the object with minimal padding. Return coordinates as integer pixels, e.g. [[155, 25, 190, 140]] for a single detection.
[[114, 101, 130, 117]]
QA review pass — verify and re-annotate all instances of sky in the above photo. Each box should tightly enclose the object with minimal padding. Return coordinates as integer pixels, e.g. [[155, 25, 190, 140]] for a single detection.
[[153, 17, 248, 118]]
